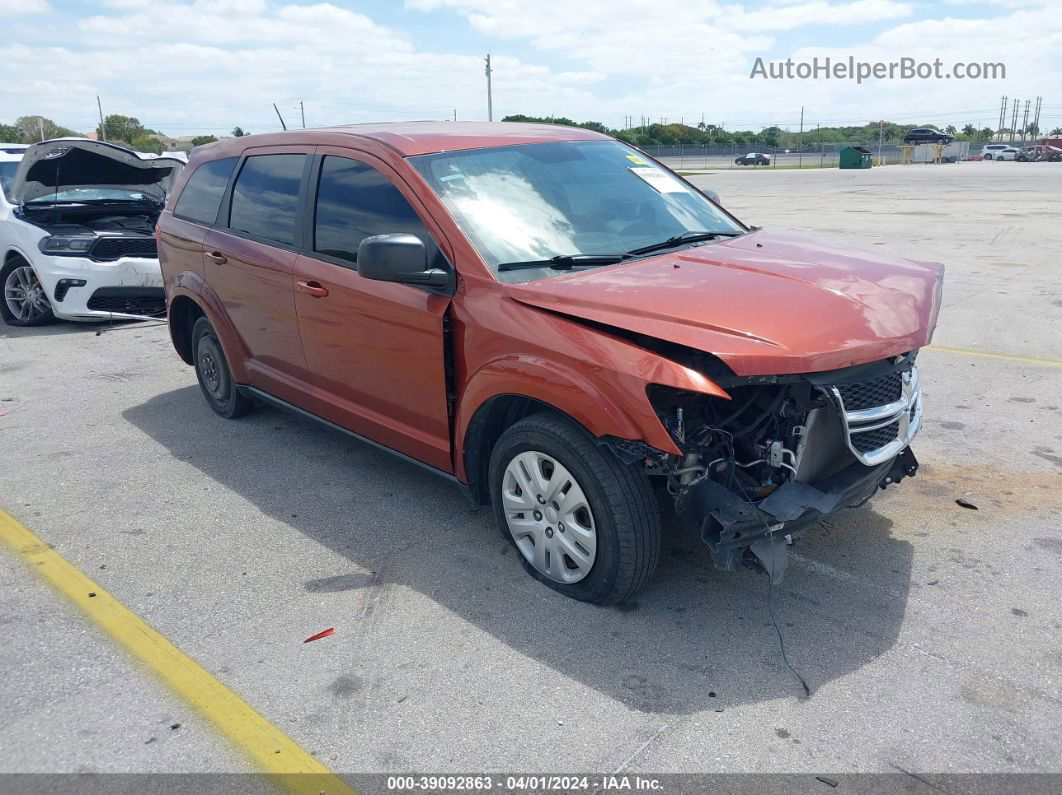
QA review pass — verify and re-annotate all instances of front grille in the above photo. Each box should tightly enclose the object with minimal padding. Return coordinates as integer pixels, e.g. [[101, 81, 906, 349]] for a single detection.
[[823, 363, 921, 466], [90, 237, 158, 261], [835, 371, 902, 411], [851, 421, 900, 453], [86, 287, 166, 317]]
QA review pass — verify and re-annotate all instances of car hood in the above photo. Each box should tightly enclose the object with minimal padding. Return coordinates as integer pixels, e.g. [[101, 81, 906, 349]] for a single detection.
[[12, 138, 184, 204], [506, 229, 944, 377]]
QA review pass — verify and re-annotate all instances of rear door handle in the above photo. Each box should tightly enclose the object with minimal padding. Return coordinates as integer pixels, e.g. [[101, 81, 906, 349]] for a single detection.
[[205, 251, 227, 265], [296, 280, 329, 298]]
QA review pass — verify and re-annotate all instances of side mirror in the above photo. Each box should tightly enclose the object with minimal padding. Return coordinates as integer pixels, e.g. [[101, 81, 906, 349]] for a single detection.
[[357, 233, 449, 288], [703, 188, 722, 205]]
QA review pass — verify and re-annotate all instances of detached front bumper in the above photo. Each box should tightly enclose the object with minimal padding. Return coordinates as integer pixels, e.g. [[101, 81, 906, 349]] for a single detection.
[[678, 447, 918, 582]]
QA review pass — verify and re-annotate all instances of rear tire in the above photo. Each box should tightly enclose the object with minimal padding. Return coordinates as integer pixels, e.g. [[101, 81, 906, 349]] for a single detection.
[[1, 258, 56, 327], [489, 412, 661, 605], [984, 154, 993, 160], [191, 316, 254, 418]]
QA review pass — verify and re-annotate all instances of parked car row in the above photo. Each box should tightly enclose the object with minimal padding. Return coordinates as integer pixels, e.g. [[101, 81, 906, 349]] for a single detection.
[[3, 124, 943, 604], [979, 143, 1062, 161]]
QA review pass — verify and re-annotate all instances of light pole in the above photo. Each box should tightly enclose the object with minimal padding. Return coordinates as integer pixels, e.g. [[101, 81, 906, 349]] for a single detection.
[[485, 53, 493, 122]]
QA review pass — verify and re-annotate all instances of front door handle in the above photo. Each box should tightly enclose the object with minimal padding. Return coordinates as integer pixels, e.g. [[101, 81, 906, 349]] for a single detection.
[[205, 251, 227, 265], [296, 280, 329, 298]]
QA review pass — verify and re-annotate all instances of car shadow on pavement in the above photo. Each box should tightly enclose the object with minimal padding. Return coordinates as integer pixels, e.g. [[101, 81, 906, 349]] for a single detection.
[[124, 387, 914, 715]]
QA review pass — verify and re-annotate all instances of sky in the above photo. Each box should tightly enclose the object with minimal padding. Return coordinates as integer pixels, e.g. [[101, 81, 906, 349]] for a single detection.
[[2, 0, 1059, 137]]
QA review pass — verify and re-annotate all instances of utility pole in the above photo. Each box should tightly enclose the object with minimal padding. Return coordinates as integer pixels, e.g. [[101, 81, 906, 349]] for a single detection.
[[798, 106, 804, 169], [997, 95, 1008, 140], [299, 100, 305, 129], [1032, 96, 1042, 139], [1009, 98, 1019, 143], [38, 117, 45, 142], [97, 95, 106, 142], [1021, 99, 1030, 142], [453, 108, 457, 122], [878, 120, 884, 164], [484, 53, 493, 122]]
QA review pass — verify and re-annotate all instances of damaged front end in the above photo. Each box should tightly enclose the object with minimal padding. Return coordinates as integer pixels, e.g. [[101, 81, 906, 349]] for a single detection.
[[647, 351, 923, 582]]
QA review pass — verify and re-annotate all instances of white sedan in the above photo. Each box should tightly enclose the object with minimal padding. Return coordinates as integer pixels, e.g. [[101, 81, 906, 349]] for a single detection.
[[980, 144, 1019, 161], [0, 139, 184, 327]]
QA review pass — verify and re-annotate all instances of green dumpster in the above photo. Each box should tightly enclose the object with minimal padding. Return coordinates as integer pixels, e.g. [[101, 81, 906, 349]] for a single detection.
[[839, 145, 873, 169]]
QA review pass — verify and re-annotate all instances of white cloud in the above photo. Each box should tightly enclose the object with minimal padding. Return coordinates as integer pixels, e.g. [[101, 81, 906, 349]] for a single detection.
[[718, 1, 914, 32], [9, 0, 51, 14]]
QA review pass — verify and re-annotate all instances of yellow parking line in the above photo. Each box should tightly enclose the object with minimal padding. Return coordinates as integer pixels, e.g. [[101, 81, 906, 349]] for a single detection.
[[0, 508, 356, 795], [925, 344, 1062, 368]]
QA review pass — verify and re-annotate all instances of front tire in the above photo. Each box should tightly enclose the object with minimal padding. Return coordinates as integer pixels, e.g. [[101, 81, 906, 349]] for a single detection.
[[191, 316, 254, 418], [1, 258, 56, 327], [489, 413, 661, 605]]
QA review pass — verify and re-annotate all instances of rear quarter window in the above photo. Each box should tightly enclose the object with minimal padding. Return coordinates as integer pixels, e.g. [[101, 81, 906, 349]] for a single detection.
[[173, 157, 238, 225], [228, 154, 306, 245]]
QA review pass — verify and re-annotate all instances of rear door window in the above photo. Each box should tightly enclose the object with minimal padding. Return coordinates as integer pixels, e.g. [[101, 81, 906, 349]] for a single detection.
[[313, 156, 431, 265], [172, 157, 238, 225], [228, 154, 306, 245]]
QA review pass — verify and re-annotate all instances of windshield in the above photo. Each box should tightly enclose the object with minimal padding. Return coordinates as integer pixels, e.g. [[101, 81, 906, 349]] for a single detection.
[[0, 161, 17, 201], [410, 140, 743, 282]]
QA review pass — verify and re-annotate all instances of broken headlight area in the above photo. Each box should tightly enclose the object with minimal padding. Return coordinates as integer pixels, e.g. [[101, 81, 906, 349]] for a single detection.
[[647, 352, 922, 583]]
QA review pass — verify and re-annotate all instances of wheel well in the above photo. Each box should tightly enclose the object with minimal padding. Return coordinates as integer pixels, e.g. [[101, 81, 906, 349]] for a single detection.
[[4, 250, 28, 268], [463, 395, 562, 506], [169, 295, 205, 365]]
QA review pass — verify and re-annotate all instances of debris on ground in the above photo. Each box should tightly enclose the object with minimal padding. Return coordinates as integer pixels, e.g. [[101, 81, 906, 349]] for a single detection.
[[955, 498, 978, 510], [304, 627, 336, 643]]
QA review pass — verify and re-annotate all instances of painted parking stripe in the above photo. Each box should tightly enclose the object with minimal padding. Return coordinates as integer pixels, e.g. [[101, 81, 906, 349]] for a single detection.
[[0, 508, 356, 795], [925, 344, 1062, 367]]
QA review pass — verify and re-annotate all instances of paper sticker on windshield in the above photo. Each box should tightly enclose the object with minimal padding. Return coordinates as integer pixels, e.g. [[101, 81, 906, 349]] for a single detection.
[[625, 154, 648, 165], [629, 166, 686, 193]]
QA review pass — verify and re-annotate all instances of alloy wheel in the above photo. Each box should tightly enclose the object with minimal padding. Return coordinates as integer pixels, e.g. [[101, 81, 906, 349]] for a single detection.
[[501, 450, 597, 584], [4, 266, 50, 323]]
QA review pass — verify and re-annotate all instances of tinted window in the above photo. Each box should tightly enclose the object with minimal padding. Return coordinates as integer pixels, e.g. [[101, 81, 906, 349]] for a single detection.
[[229, 154, 306, 245], [173, 157, 237, 224], [314, 156, 428, 263]]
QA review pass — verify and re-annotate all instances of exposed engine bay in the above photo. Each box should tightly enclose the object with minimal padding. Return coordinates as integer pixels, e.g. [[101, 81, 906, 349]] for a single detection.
[[19, 203, 161, 262], [20, 203, 160, 234], [633, 351, 923, 582]]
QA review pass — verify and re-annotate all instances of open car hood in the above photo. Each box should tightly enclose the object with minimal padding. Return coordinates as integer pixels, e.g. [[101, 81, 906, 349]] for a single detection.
[[506, 229, 944, 377], [12, 138, 184, 204]]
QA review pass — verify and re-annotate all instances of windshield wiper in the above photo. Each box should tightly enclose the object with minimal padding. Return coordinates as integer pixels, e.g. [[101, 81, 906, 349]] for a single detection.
[[497, 253, 630, 272], [625, 230, 744, 257]]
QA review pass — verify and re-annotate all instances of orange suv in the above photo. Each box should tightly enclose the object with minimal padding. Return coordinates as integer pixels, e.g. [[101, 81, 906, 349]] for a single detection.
[[157, 122, 943, 604]]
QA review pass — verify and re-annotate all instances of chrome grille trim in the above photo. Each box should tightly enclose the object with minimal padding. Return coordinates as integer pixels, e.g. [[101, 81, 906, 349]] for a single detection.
[[827, 365, 922, 466]]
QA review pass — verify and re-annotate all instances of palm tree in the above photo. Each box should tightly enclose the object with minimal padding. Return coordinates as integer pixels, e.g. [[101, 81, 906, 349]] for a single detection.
[[1051, 127, 1062, 136]]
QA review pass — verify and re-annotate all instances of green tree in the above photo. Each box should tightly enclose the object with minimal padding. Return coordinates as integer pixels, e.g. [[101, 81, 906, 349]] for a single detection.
[[15, 115, 79, 142], [231, 127, 248, 137], [0, 123, 23, 142], [130, 134, 163, 154], [944, 124, 957, 135], [191, 135, 219, 147], [97, 114, 154, 145], [1051, 127, 1062, 136], [961, 124, 977, 137]]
